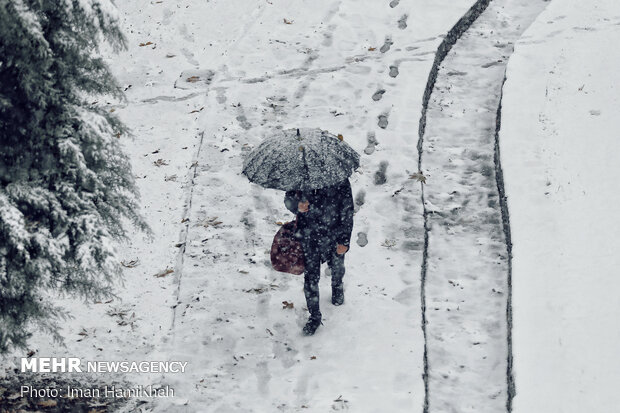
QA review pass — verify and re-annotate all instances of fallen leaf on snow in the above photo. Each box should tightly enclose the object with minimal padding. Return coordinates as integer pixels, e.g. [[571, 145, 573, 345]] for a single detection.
[[154, 268, 174, 278], [409, 172, 427, 184], [282, 301, 294, 309], [199, 217, 223, 228], [283, 18, 294, 24], [368, 47, 376, 51], [186, 76, 200, 83], [139, 41, 154, 47], [121, 258, 140, 268]]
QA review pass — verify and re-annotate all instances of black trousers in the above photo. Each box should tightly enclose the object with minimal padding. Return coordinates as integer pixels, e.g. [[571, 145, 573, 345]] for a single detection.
[[302, 244, 345, 319]]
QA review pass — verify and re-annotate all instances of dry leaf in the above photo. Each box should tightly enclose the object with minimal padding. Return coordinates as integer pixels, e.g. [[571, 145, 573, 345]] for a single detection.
[[310, 356, 317, 360], [283, 18, 293, 24], [199, 217, 222, 228], [337, 134, 344, 141], [282, 301, 294, 309], [409, 172, 427, 184], [186, 76, 200, 83], [189, 107, 205, 114], [139, 41, 154, 47], [154, 268, 174, 278], [368, 47, 376, 51], [121, 258, 140, 268], [275, 221, 284, 226]]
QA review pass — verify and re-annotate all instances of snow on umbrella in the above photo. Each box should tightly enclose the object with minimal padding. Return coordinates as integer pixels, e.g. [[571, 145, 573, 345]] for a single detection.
[[242, 128, 360, 191]]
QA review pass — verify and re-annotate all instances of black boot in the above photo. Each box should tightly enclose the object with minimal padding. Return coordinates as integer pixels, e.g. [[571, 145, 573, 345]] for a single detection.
[[302, 315, 322, 336], [332, 284, 344, 306]]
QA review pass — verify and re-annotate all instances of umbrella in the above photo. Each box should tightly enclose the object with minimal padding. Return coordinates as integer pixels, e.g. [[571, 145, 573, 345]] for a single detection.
[[242, 128, 360, 191]]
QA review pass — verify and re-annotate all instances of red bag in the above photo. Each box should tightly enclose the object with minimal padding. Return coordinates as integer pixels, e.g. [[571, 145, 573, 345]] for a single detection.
[[271, 220, 305, 275]]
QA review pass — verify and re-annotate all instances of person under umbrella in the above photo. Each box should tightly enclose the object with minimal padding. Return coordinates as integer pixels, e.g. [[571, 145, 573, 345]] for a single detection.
[[243, 128, 359, 335]]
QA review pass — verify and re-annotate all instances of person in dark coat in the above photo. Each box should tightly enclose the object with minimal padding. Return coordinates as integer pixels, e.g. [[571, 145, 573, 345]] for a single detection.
[[284, 178, 354, 335]]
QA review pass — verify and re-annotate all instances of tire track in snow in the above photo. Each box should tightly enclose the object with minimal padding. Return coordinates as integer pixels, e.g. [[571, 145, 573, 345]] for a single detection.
[[416, 3, 493, 410], [416, 0, 548, 411]]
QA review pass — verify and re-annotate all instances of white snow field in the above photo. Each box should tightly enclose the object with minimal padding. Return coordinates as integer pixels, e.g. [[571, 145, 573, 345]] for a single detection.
[[5, 0, 619, 412], [500, 0, 620, 412]]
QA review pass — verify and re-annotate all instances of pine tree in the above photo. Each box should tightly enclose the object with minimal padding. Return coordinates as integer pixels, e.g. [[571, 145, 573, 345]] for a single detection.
[[0, 0, 147, 353]]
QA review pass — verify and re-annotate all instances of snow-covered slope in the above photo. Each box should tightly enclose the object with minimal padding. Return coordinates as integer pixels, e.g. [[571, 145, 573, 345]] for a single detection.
[[500, 1, 620, 411]]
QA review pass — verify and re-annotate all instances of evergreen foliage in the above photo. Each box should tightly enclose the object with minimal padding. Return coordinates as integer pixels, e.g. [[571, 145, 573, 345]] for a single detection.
[[0, 0, 146, 353]]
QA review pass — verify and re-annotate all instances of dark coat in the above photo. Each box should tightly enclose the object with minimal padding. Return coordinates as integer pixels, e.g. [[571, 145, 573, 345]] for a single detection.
[[284, 179, 354, 262]]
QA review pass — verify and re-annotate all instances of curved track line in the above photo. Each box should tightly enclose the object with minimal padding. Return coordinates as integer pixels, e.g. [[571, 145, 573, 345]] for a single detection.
[[416, 0, 549, 411], [415, 3, 493, 411]]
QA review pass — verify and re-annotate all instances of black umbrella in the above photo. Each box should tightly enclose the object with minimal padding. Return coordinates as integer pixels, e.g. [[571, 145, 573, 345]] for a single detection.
[[242, 128, 360, 191]]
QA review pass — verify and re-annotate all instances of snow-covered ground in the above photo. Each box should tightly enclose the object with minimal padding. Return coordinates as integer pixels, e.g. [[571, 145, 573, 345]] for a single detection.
[[500, 1, 620, 412], [419, 0, 548, 411], [158, 1, 477, 411], [4, 0, 619, 412], [2, 0, 479, 412]]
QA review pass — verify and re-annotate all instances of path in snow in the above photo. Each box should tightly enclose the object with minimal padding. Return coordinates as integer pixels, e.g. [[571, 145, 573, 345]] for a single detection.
[[158, 0, 477, 411], [418, 0, 548, 411]]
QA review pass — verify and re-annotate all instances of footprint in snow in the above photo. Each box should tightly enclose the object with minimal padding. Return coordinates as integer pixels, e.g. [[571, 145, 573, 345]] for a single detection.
[[389, 65, 399, 78], [374, 161, 389, 185], [372, 89, 386, 101], [364, 132, 379, 155], [389, 0, 400, 8], [355, 189, 366, 210], [380, 37, 393, 53], [378, 113, 389, 129], [357, 232, 368, 247], [398, 14, 408, 30]]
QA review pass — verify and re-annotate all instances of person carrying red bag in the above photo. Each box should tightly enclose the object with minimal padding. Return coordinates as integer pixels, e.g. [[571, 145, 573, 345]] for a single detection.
[[283, 178, 354, 336]]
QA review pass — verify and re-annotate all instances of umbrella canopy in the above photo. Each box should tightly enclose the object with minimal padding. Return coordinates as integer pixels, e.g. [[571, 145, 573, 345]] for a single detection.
[[242, 128, 360, 191]]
